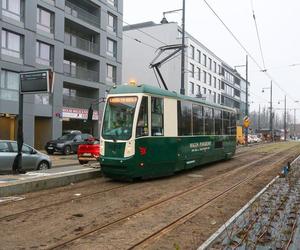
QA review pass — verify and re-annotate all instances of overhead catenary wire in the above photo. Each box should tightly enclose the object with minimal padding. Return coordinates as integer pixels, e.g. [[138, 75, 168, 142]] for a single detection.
[[251, 0, 266, 70], [202, 0, 298, 104]]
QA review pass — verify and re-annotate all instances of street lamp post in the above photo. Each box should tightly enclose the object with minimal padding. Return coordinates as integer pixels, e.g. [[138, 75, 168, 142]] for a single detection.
[[234, 55, 249, 146], [262, 81, 273, 141], [160, 0, 186, 95]]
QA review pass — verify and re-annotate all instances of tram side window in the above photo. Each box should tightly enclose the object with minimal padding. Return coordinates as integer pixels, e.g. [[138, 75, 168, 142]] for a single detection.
[[151, 97, 164, 136], [214, 109, 222, 135], [136, 96, 148, 137], [192, 104, 204, 135], [178, 101, 192, 136], [223, 111, 230, 135], [204, 107, 214, 135], [230, 112, 237, 135]]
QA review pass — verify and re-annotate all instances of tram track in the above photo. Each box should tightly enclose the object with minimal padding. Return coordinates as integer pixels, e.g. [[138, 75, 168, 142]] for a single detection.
[[127, 149, 299, 249], [0, 142, 279, 219], [47, 144, 299, 249], [0, 183, 131, 221]]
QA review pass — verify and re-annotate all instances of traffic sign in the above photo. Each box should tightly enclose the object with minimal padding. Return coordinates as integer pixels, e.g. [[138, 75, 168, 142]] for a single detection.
[[243, 116, 250, 128], [20, 70, 54, 94]]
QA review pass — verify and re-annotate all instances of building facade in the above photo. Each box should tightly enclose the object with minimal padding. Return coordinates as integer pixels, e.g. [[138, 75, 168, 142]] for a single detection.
[[123, 21, 247, 122], [0, 0, 123, 148]]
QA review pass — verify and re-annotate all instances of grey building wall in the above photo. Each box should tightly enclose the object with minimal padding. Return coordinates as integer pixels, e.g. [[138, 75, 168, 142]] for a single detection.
[[0, 0, 123, 147]]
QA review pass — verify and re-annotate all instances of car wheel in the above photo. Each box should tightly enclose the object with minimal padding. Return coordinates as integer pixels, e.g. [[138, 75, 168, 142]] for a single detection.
[[38, 161, 50, 170], [79, 160, 88, 165], [47, 150, 54, 155], [64, 146, 71, 155]]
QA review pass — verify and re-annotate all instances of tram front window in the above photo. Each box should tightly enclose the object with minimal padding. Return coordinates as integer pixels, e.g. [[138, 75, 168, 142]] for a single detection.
[[102, 96, 138, 140]]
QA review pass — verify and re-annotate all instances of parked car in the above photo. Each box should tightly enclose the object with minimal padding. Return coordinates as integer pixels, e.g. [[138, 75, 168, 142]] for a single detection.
[[77, 138, 100, 165], [45, 133, 93, 155], [62, 130, 81, 135], [0, 140, 51, 173]]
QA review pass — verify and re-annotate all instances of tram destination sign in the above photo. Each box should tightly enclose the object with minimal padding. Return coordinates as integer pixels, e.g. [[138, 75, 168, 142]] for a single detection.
[[20, 70, 54, 94]]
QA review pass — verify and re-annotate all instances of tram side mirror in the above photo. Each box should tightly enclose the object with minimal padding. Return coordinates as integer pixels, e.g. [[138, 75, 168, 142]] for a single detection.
[[87, 105, 93, 122]]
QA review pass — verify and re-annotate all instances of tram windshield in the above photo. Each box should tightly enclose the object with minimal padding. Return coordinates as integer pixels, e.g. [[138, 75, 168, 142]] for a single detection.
[[102, 96, 138, 140]]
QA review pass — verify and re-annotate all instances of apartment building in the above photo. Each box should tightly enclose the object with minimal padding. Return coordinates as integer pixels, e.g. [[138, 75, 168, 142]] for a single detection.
[[0, 0, 123, 148], [123, 21, 247, 121]]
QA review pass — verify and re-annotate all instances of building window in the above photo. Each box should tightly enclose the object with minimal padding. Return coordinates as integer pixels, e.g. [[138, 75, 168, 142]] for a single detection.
[[203, 71, 207, 83], [63, 88, 76, 97], [107, 38, 117, 58], [218, 94, 221, 104], [197, 67, 201, 81], [208, 73, 212, 86], [213, 61, 217, 73], [1, 30, 23, 58], [2, 0, 23, 22], [37, 7, 54, 33], [218, 79, 221, 90], [202, 54, 207, 67], [190, 45, 195, 59], [36, 41, 53, 66], [209, 58, 212, 70], [0, 70, 19, 101], [107, 64, 116, 83], [197, 85, 201, 95], [197, 50, 201, 63], [213, 77, 217, 88], [189, 82, 194, 95], [213, 92, 216, 103], [203, 87, 206, 94], [107, 0, 117, 7], [107, 12, 117, 33], [189, 63, 194, 78]]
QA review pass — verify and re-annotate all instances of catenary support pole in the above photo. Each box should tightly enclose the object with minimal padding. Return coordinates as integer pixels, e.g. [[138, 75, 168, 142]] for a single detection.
[[270, 81, 273, 141], [245, 55, 249, 146], [180, 0, 186, 95], [284, 95, 287, 141]]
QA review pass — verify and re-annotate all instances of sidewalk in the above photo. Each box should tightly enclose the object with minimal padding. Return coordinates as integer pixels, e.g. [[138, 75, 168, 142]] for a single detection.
[[0, 164, 101, 197]]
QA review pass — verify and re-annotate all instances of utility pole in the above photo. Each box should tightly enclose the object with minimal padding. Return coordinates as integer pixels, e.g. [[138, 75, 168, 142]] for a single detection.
[[258, 104, 261, 131], [245, 55, 249, 146], [180, 0, 186, 95], [284, 95, 287, 141], [294, 108, 296, 138], [270, 81, 273, 141]]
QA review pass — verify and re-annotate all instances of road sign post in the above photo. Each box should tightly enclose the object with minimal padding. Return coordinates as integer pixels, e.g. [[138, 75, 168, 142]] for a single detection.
[[13, 69, 54, 174]]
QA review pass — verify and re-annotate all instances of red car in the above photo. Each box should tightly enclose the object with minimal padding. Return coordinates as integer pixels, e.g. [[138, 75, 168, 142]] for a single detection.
[[77, 138, 100, 165]]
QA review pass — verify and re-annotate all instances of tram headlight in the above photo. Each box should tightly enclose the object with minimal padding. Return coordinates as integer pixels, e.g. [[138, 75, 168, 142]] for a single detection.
[[100, 139, 105, 156], [124, 140, 135, 158]]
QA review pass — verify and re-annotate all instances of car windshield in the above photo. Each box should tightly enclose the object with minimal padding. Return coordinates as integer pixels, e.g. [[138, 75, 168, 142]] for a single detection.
[[58, 134, 76, 140], [102, 96, 138, 140]]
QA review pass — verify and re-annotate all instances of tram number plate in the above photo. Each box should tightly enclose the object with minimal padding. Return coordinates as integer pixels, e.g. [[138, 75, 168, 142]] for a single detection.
[[83, 153, 91, 156]]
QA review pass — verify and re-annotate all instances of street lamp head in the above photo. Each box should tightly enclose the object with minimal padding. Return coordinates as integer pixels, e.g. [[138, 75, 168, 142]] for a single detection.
[[160, 16, 168, 24]]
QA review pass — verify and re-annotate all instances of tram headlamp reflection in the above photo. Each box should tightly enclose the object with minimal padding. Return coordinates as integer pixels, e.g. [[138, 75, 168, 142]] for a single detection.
[[124, 140, 135, 157]]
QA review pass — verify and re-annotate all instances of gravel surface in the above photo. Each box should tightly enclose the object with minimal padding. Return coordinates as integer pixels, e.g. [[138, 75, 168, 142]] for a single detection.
[[0, 142, 299, 250]]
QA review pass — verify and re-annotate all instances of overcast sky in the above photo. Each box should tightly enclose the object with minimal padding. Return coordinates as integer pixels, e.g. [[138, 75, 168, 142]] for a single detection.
[[124, 0, 300, 121]]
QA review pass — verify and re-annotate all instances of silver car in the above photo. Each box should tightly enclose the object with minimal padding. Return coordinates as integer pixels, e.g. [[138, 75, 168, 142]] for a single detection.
[[0, 140, 52, 173]]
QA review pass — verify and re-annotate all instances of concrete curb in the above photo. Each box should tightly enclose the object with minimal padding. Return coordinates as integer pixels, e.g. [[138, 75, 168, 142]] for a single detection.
[[0, 169, 101, 197]]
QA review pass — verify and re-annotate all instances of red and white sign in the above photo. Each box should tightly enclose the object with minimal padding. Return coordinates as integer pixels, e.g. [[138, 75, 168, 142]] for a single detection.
[[62, 107, 99, 120]]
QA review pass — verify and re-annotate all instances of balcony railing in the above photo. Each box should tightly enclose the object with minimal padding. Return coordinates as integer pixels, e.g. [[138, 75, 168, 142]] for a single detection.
[[65, 0, 100, 28], [65, 33, 99, 55], [63, 63, 99, 82], [63, 95, 98, 109]]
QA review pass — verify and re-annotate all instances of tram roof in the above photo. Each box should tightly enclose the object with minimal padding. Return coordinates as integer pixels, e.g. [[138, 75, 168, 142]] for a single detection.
[[109, 84, 236, 112]]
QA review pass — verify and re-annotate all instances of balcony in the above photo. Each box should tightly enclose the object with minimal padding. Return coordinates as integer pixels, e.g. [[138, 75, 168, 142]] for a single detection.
[[63, 63, 99, 82], [63, 95, 98, 109], [65, 33, 99, 55], [65, 0, 100, 28]]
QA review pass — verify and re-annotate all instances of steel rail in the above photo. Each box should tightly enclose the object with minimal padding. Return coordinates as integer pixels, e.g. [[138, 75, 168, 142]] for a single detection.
[[47, 145, 299, 249], [128, 149, 299, 249]]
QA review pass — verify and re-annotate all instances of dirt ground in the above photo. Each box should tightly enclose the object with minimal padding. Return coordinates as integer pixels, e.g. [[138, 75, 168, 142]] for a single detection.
[[0, 142, 299, 250]]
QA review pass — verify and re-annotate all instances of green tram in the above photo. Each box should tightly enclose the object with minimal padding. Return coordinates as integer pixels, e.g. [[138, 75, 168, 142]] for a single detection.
[[99, 84, 236, 180]]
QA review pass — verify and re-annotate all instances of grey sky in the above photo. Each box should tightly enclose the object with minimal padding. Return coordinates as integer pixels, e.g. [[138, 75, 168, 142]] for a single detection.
[[124, 0, 300, 121]]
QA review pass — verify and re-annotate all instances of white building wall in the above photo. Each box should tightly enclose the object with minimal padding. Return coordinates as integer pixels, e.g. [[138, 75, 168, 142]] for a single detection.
[[122, 23, 183, 93]]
